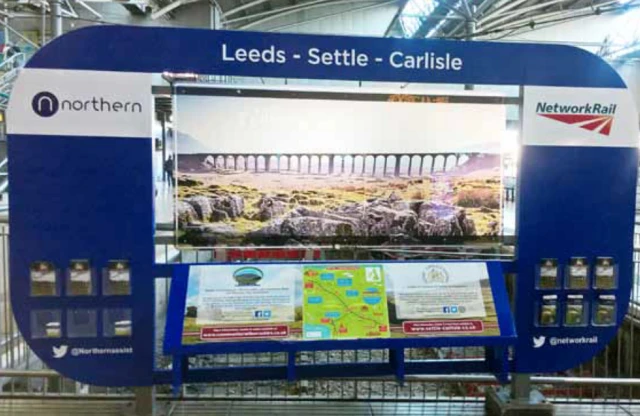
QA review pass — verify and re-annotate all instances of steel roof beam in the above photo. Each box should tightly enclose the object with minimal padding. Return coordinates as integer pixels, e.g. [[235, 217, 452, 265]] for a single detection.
[[268, 0, 400, 32], [64, 0, 79, 17], [223, 0, 273, 18], [479, 0, 573, 29], [480, 0, 573, 25], [439, 0, 503, 39], [482, 0, 622, 33], [388, 0, 622, 39], [460, 0, 472, 17], [229, 0, 416, 27], [401, 0, 479, 39], [0, 19, 39, 47], [471, 0, 515, 21], [238, 0, 386, 28], [477, 0, 530, 22], [439, 0, 471, 19], [442, 0, 616, 38], [151, 0, 197, 19], [76, 0, 103, 18], [225, 0, 334, 25], [437, 0, 495, 38]]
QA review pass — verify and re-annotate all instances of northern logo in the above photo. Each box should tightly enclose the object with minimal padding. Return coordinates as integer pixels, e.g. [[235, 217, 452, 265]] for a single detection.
[[536, 102, 617, 136], [32, 91, 59, 117], [31, 91, 143, 118]]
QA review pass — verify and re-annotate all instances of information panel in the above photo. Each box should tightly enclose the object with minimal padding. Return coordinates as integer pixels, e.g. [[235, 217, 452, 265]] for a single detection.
[[181, 262, 499, 345]]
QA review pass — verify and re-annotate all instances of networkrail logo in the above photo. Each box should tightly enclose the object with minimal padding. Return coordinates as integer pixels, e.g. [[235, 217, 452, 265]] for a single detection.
[[31, 91, 143, 118], [536, 102, 617, 136]]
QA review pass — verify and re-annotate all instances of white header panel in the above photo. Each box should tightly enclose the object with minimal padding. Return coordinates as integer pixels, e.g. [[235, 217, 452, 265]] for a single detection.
[[8, 69, 153, 138], [175, 91, 506, 154], [523, 86, 638, 148]]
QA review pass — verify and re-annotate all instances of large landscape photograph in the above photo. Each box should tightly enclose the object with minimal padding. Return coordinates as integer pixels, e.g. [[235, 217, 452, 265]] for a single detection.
[[174, 88, 505, 247]]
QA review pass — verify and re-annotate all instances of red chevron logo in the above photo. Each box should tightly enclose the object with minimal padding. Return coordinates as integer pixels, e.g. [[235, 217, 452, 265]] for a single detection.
[[538, 113, 614, 136]]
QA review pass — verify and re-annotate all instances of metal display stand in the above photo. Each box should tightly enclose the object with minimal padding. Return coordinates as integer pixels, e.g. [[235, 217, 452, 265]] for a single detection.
[[5, 26, 639, 416], [163, 261, 515, 393]]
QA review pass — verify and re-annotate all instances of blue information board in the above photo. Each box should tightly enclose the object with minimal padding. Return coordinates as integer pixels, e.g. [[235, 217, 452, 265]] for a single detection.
[[6, 26, 638, 386]]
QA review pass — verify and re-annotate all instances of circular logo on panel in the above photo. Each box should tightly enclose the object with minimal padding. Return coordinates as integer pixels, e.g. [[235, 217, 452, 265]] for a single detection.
[[32, 91, 59, 117], [423, 265, 449, 284], [233, 267, 263, 286]]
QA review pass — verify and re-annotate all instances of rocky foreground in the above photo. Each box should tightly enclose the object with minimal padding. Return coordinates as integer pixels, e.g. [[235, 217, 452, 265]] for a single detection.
[[177, 190, 490, 245]]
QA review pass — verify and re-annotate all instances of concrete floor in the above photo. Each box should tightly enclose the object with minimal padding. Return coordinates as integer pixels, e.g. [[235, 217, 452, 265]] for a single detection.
[[1, 399, 639, 415]]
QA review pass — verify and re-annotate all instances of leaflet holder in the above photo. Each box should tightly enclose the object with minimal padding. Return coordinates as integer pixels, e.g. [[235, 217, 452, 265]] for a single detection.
[[6, 26, 638, 389]]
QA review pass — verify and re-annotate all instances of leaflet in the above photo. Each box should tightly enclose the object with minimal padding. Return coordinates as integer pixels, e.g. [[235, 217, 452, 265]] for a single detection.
[[302, 265, 390, 340], [196, 265, 296, 325], [389, 263, 487, 320]]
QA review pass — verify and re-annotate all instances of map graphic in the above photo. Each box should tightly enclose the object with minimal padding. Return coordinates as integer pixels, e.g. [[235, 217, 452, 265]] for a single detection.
[[302, 265, 390, 340]]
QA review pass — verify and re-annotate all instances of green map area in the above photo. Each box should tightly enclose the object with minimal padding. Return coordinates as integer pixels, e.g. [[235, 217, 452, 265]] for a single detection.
[[302, 265, 390, 340]]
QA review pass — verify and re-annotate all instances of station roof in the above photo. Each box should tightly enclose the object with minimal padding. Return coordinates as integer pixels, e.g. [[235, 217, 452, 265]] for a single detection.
[[386, 0, 629, 39], [211, 0, 632, 35]]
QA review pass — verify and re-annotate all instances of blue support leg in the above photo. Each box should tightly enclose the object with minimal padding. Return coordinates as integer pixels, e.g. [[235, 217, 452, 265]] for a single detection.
[[287, 350, 297, 383], [172, 354, 184, 397], [389, 348, 405, 386], [486, 346, 509, 384]]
